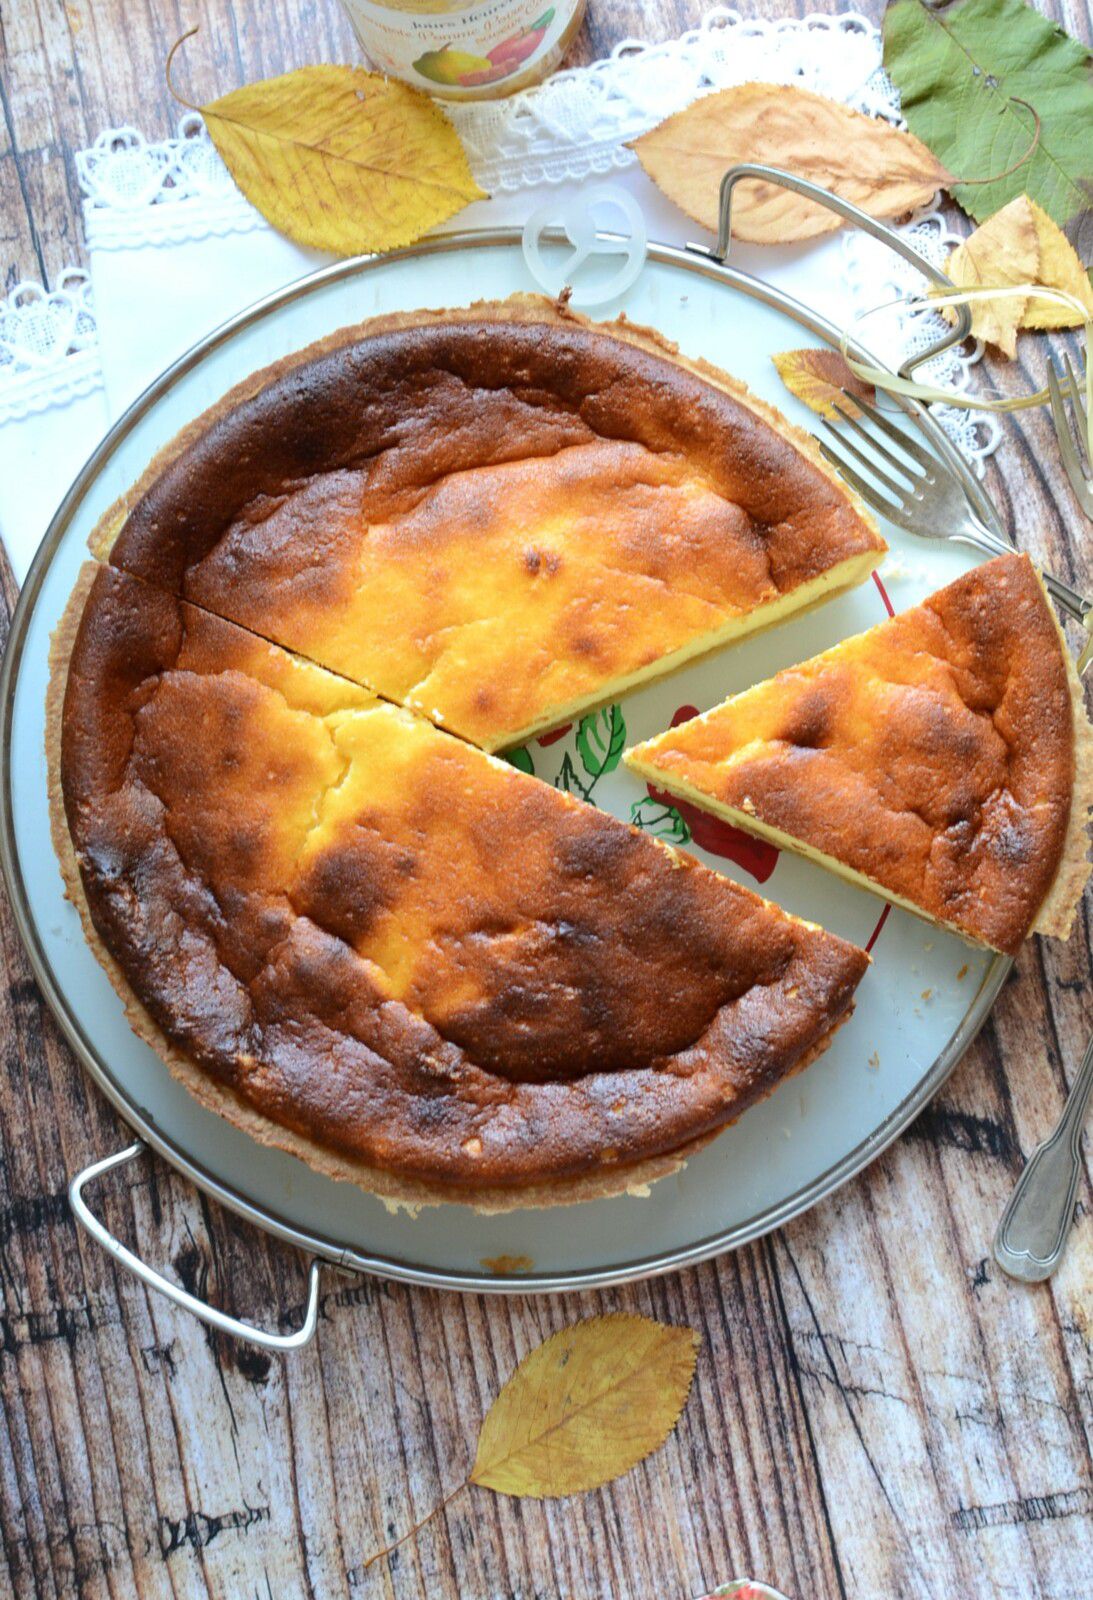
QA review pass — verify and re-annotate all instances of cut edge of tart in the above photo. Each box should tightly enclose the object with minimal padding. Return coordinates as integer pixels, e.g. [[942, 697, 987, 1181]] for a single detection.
[[92, 293, 886, 752], [453, 546, 883, 754], [49, 563, 868, 1213], [1027, 600, 1093, 942], [625, 555, 1093, 957]]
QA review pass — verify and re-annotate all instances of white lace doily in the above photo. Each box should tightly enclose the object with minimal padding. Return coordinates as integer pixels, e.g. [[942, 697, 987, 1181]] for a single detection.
[[0, 271, 102, 425], [0, 5, 996, 472]]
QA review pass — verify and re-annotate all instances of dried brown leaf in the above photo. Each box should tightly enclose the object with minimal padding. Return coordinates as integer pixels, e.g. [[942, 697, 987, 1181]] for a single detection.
[[195, 63, 484, 255], [772, 348, 877, 420], [629, 82, 952, 244], [470, 1314, 699, 1498]]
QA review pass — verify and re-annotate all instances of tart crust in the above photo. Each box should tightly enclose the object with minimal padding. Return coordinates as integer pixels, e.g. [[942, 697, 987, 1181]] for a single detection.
[[1029, 589, 1093, 939]]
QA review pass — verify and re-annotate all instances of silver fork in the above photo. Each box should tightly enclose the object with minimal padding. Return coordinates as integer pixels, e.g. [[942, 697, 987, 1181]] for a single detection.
[[818, 392, 1093, 672], [1046, 352, 1093, 520]]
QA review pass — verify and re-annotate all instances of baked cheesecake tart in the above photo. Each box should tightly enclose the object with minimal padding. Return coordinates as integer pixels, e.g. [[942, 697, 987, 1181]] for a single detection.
[[50, 566, 869, 1210], [95, 295, 885, 751], [627, 554, 1093, 955]]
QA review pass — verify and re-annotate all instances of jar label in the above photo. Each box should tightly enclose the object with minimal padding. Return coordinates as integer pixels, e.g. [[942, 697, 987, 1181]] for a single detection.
[[341, 1, 574, 96]]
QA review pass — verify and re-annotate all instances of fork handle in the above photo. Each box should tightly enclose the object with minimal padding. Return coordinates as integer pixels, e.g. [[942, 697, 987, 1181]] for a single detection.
[[958, 523, 1093, 652], [994, 1029, 1093, 1281]]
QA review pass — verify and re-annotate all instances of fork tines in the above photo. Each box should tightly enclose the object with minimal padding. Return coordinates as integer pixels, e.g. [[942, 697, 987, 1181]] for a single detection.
[[817, 391, 936, 522]]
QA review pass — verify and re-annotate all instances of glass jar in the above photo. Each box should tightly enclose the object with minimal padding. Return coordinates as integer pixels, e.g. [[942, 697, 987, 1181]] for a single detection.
[[340, 0, 588, 100]]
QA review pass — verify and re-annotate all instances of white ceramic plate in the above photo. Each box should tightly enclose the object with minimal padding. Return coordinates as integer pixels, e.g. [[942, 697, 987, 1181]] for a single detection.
[[0, 234, 1007, 1291]]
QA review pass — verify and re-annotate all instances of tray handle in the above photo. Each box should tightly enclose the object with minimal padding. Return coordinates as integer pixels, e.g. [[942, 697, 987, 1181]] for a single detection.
[[70, 1140, 324, 1351], [692, 162, 971, 380]]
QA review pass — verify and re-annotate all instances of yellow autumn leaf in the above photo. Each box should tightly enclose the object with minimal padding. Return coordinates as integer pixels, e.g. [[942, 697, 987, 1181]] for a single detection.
[[946, 196, 1093, 355], [470, 1313, 699, 1498], [188, 60, 484, 256], [945, 201, 1038, 357], [628, 83, 951, 244], [772, 348, 876, 420], [1019, 199, 1093, 330]]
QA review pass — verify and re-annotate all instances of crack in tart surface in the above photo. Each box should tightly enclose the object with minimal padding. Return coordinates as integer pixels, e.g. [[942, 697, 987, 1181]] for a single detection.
[[626, 554, 1093, 957], [51, 566, 869, 1210], [96, 296, 886, 751]]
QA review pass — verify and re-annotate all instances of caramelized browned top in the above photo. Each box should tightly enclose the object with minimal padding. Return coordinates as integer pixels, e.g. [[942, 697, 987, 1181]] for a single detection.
[[106, 303, 883, 749], [628, 555, 1075, 955], [62, 567, 868, 1189]]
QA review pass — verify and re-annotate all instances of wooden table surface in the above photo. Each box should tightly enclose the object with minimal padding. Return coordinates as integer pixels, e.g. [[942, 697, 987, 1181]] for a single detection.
[[1, 2, 1092, 1596]]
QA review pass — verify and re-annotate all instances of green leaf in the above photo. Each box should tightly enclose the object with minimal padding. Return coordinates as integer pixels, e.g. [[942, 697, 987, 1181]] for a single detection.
[[554, 752, 588, 798], [576, 704, 626, 780], [883, 0, 1093, 263], [629, 796, 692, 845], [502, 745, 535, 776]]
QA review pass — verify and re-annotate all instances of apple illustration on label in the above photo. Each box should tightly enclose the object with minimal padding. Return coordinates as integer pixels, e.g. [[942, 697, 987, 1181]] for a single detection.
[[488, 7, 555, 67], [414, 10, 555, 89]]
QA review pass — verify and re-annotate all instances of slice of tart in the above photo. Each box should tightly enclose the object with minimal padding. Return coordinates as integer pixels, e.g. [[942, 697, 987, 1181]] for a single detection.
[[97, 295, 885, 752], [626, 554, 1093, 955], [50, 565, 869, 1211]]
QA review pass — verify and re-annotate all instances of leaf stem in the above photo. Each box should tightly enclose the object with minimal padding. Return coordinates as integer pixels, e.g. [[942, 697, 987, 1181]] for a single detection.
[[165, 28, 203, 113], [358, 1479, 468, 1575], [557, 752, 595, 802], [953, 98, 1041, 187]]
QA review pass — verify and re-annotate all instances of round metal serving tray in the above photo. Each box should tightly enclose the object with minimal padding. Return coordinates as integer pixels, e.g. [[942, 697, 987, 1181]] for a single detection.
[[0, 221, 1011, 1339]]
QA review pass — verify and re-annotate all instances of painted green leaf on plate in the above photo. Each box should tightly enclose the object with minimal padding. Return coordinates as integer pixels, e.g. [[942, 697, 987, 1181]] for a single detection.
[[503, 745, 535, 776], [576, 705, 626, 780], [629, 796, 692, 845], [554, 751, 587, 798], [883, 0, 1093, 264]]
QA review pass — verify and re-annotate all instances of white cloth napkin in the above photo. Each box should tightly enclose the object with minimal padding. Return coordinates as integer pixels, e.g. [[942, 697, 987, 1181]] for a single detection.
[[0, 7, 995, 583], [89, 177, 864, 420]]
